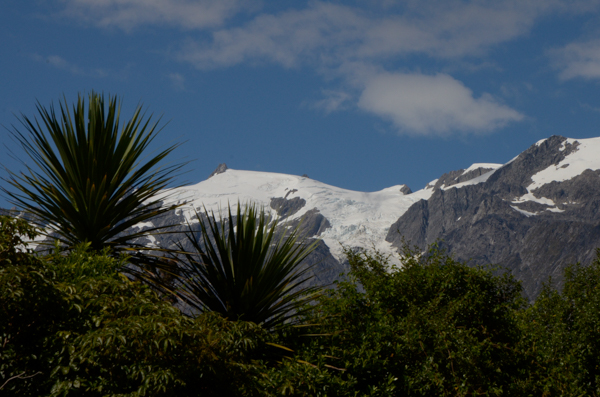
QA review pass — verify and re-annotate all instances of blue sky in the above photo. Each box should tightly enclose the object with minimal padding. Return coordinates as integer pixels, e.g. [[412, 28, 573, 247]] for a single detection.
[[3, 0, 600, 206]]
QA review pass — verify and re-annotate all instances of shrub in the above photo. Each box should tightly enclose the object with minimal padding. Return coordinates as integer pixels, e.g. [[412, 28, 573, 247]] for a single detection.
[[288, 244, 528, 396], [0, 216, 271, 396], [522, 248, 600, 396]]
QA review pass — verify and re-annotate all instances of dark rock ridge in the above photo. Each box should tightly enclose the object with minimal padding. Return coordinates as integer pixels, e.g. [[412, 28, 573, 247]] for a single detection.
[[386, 136, 600, 300], [268, 196, 338, 286], [432, 166, 499, 190], [209, 163, 228, 178], [270, 196, 306, 218]]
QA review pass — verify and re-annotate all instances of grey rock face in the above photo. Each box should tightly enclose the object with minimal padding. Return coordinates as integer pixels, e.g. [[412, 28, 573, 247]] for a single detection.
[[270, 196, 306, 218], [433, 166, 498, 190], [209, 163, 228, 178], [399, 185, 412, 195], [288, 208, 332, 237], [386, 135, 600, 300]]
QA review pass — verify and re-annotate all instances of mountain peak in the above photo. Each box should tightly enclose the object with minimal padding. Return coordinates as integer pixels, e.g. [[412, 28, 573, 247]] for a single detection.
[[209, 163, 228, 178]]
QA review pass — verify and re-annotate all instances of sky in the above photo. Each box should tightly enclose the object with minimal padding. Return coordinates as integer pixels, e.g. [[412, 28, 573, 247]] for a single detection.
[[3, 0, 600, 208]]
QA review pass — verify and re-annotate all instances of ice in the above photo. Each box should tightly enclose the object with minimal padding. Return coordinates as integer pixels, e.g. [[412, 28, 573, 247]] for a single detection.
[[163, 168, 433, 261]]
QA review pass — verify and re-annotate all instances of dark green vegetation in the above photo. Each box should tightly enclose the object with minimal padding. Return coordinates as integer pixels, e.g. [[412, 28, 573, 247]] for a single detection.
[[3, 215, 600, 396], [170, 204, 321, 328], [0, 216, 272, 396]]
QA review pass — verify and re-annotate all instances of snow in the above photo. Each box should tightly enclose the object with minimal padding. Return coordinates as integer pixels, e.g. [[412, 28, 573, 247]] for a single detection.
[[443, 169, 496, 190], [135, 221, 155, 229], [150, 137, 599, 261], [511, 192, 566, 213], [463, 163, 502, 173], [512, 192, 556, 207], [527, 137, 600, 191], [163, 169, 433, 261], [510, 206, 537, 217], [145, 234, 159, 248], [510, 137, 600, 210], [425, 179, 438, 189], [440, 163, 502, 190]]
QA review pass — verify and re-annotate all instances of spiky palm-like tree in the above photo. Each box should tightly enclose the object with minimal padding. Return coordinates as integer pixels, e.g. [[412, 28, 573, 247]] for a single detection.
[[173, 203, 321, 329], [2, 92, 185, 257]]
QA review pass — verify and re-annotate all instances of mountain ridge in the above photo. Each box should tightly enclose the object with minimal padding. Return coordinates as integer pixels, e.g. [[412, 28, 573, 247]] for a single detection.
[[10, 135, 600, 299], [386, 135, 600, 298]]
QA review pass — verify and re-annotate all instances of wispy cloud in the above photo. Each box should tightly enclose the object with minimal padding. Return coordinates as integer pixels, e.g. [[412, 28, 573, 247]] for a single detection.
[[551, 39, 600, 80], [311, 89, 353, 113], [31, 53, 107, 77], [169, 1, 555, 135], [176, 1, 561, 70], [358, 72, 524, 135], [167, 72, 186, 90], [59, 0, 246, 30], [56, 0, 571, 135]]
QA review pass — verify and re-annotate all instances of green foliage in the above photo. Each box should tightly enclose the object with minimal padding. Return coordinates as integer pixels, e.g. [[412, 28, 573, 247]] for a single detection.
[[521, 249, 600, 396], [171, 203, 321, 329], [0, 215, 38, 265], [288, 244, 528, 396], [2, 92, 185, 257], [5, 209, 600, 395], [0, 217, 70, 395], [255, 355, 359, 396], [0, 217, 271, 396]]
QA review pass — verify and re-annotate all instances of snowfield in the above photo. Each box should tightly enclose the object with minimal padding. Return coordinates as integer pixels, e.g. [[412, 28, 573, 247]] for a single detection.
[[151, 137, 600, 260], [163, 169, 433, 261], [528, 137, 600, 190], [511, 137, 600, 213]]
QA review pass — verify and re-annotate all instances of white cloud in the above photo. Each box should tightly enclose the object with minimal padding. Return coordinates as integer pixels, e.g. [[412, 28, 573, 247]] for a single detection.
[[167, 72, 185, 90], [177, 1, 561, 70], [54, 0, 546, 135], [59, 0, 245, 30], [552, 39, 600, 80], [357, 72, 524, 135]]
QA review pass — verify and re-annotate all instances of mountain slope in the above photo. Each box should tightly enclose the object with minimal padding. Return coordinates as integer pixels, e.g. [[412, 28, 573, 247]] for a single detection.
[[161, 166, 432, 262], [127, 135, 600, 298], [386, 135, 600, 298]]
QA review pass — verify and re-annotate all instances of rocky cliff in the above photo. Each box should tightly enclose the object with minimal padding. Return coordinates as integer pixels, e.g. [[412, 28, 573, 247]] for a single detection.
[[386, 136, 600, 299]]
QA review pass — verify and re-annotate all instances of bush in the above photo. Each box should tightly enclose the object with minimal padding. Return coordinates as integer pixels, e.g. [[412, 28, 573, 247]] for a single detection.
[[521, 248, 600, 396], [0, 216, 271, 396], [287, 244, 528, 396], [6, 211, 600, 396]]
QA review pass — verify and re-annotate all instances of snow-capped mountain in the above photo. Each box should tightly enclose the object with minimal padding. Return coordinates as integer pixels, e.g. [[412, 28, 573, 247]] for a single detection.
[[386, 135, 600, 298], [162, 166, 431, 263], [145, 135, 600, 299]]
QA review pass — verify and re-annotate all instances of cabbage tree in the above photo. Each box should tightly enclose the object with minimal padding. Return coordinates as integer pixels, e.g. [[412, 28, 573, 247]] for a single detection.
[[172, 203, 321, 329], [2, 92, 185, 259]]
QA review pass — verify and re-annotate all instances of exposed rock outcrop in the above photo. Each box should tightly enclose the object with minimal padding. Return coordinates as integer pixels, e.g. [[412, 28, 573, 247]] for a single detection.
[[386, 136, 600, 299]]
